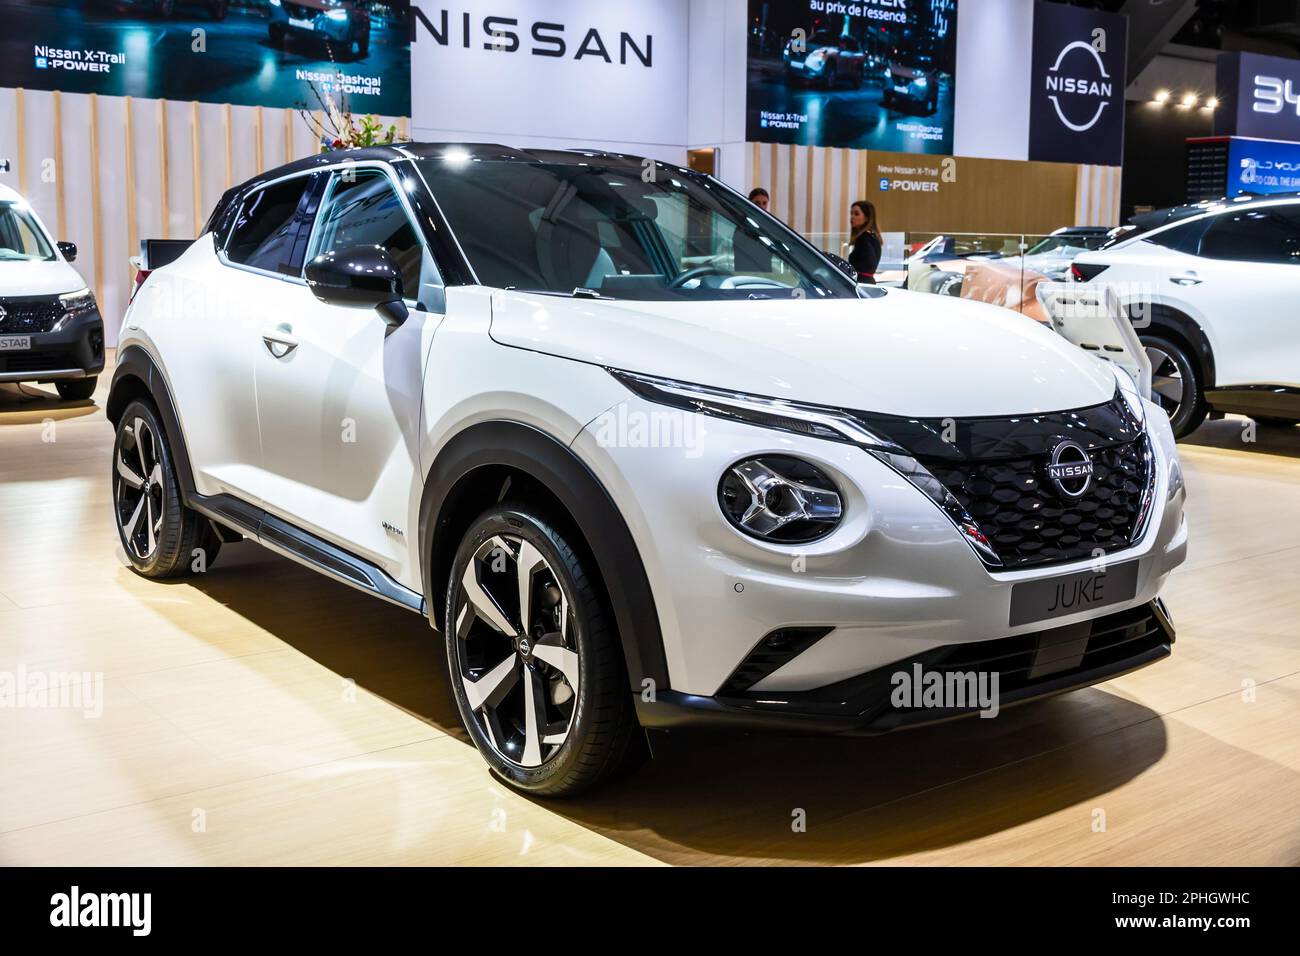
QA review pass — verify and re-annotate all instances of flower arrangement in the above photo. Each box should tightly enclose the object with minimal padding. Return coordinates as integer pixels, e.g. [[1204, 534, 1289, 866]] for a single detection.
[[297, 74, 398, 152]]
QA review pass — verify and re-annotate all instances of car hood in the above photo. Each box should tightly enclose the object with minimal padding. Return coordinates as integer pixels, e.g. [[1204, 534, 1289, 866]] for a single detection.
[[488, 288, 1115, 418], [0, 259, 86, 297]]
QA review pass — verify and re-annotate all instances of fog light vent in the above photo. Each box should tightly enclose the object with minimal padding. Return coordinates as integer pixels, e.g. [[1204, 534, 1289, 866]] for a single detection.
[[718, 626, 835, 696]]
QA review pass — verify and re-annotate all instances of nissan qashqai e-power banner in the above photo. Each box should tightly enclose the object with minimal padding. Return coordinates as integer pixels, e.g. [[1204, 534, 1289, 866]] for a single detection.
[[746, 0, 958, 153], [0, 0, 411, 115]]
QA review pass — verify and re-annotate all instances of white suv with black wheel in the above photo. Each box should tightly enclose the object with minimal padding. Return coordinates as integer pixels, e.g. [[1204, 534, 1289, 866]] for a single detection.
[[109, 144, 1188, 796], [1072, 194, 1300, 437]]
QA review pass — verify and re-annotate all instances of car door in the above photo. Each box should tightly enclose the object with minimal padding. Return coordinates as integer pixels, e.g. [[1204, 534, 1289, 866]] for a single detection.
[[251, 165, 445, 588], [157, 172, 317, 502], [1188, 203, 1300, 388]]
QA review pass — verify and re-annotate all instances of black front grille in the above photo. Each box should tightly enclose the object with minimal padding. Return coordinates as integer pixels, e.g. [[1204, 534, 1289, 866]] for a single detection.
[[283, 2, 319, 19], [928, 438, 1149, 568], [0, 350, 72, 373], [856, 391, 1154, 570], [0, 296, 63, 334], [907, 600, 1169, 699]]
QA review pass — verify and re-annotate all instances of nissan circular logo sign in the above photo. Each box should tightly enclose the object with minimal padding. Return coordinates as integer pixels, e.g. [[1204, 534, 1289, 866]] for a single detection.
[[1028, 2, 1126, 165], [1047, 441, 1095, 499], [1045, 41, 1113, 132]]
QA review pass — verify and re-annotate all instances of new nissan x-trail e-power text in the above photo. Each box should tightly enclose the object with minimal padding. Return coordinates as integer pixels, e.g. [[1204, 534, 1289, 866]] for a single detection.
[[108, 144, 1188, 795]]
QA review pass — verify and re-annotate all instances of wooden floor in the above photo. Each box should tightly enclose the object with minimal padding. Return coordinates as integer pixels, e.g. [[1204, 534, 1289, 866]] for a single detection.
[[2, 362, 1299, 866]]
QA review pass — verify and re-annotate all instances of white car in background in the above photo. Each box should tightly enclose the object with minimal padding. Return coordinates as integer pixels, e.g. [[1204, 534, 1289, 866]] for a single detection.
[[0, 181, 104, 400], [1072, 194, 1300, 437], [108, 145, 1187, 796]]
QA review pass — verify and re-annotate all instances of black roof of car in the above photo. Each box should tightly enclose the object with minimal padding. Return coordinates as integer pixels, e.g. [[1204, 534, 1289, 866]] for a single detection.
[[1128, 191, 1300, 231], [206, 142, 696, 237], [1051, 226, 1112, 236], [253, 142, 671, 181]]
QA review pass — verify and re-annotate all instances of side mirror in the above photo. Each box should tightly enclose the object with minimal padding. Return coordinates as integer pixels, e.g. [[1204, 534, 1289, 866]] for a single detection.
[[824, 252, 856, 280], [304, 244, 408, 327], [57, 241, 77, 262]]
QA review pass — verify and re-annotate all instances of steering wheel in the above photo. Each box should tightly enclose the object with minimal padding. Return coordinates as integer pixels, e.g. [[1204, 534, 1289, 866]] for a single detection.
[[667, 265, 731, 289]]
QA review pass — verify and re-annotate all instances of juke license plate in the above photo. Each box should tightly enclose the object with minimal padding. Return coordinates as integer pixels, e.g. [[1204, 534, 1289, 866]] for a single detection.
[[1009, 561, 1139, 627]]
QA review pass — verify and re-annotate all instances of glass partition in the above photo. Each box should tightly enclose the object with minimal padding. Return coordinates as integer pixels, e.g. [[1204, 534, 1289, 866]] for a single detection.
[[802, 229, 1111, 322]]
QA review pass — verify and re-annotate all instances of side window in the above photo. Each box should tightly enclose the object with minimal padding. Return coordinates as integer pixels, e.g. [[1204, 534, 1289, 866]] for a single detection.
[[1199, 206, 1300, 265], [1144, 218, 1209, 256], [306, 170, 427, 298], [225, 176, 312, 273]]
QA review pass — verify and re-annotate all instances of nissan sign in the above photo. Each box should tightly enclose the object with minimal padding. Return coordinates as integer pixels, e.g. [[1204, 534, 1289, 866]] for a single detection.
[[1028, 1, 1127, 166]]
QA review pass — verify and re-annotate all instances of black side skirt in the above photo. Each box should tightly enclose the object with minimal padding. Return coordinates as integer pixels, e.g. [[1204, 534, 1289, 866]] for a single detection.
[[191, 493, 426, 616]]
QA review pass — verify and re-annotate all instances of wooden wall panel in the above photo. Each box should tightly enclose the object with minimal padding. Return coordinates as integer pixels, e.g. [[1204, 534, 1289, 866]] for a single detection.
[[865, 150, 1079, 236], [748, 143, 1120, 247], [0, 88, 406, 348]]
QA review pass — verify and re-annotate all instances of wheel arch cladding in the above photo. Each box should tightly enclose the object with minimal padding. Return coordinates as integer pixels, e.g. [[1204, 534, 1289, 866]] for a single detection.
[[1134, 303, 1216, 389], [107, 345, 197, 500], [419, 420, 670, 693]]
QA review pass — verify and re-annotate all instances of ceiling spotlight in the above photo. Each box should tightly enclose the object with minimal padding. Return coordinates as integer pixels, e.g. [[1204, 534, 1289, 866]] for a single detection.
[[1181, 92, 1199, 107], [1154, 89, 1170, 104], [1206, 96, 1219, 110]]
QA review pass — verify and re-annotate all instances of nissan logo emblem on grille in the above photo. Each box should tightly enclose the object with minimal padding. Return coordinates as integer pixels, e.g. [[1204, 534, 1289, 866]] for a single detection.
[[1047, 441, 1094, 498]]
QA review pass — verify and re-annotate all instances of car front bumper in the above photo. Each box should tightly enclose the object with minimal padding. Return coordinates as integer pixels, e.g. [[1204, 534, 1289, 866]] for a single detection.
[[0, 308, 105, 383], [269, 7, 354, 42], [573, 393, 1188, 729], [884, 82, 933, 107], [636, 599, 1174, 734], [786, 57, 829, 77]]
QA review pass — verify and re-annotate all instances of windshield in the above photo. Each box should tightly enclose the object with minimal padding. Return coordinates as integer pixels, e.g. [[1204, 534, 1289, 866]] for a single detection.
[[415, 158, 857, 301], [0, 202, 55, 262], [1025, 235, 1106, 256]]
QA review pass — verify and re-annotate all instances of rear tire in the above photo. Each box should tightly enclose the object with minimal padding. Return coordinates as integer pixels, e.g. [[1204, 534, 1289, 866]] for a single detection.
[[445, 504, 645, 797], [112, 399, 222, 579], [55, 377, 96, 402], [1141, 334, 1207, 439]]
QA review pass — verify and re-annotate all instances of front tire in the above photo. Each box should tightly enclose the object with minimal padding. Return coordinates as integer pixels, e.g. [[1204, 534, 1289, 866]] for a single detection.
[[1142, 334, 1207, 438], [112, 399, 221, 578], [445, 505, 644, 797], [55, 377, 96, 401]]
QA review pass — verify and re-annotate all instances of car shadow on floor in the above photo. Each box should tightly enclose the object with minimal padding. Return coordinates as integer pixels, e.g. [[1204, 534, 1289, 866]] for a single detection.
[[181, 543, 1168, 865], [1183, 416, 1300, 459], [0, 383, 99, 424]]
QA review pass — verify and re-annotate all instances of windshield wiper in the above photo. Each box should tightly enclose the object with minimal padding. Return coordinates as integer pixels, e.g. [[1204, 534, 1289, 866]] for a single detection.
[[502, 286, 619, 301]]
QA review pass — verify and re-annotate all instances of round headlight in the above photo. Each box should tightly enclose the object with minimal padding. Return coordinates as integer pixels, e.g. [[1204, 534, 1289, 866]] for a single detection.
[[718, 455, 843, 544]]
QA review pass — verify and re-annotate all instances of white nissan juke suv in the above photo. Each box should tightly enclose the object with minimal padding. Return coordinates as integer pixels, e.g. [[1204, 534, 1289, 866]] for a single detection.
[[108, 145, 1188, 795]]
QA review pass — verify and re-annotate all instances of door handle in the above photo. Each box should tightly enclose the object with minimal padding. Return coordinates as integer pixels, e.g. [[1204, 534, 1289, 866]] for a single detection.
[[1170, 273, 1202, 286], [262, 324, 298, 359]]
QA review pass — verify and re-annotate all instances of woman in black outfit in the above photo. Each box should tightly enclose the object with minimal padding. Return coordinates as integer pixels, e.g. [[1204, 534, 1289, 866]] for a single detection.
[[847, 199, 882, 283]]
